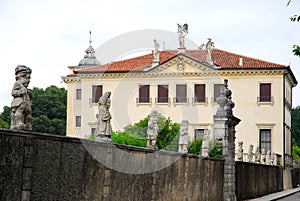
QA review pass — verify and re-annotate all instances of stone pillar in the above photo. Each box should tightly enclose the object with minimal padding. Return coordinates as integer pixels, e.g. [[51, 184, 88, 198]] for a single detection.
[[213, 79, 240, 201]]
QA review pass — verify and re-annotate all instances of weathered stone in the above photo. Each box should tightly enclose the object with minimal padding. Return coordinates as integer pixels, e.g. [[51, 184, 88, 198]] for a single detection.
[[147, 108, 159, 148], [178, 120, 189, 153]]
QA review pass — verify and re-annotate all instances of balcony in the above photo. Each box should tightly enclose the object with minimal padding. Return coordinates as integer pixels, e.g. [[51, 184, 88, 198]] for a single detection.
[[155, 97, 171, 105], [136, 97, 152, 106], [192, 97, 208, 105], [257, 96, 274, 106]]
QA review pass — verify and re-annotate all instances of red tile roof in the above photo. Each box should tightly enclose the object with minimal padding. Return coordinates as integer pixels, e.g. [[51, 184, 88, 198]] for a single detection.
[[73, 48, 288, 74]]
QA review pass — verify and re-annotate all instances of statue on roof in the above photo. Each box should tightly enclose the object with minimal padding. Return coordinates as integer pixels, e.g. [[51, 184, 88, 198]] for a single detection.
[[199, 38, 215, 65], [95, 91, 112, 141], [153, 39, 160, 62], [177, 23, 188, 50], [10, 65, 33, 130]]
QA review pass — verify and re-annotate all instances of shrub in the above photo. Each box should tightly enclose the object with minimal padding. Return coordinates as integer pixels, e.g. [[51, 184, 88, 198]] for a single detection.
[[112, 132, 147, 147], [209, 140, 222, 158], [188, 138, 203, 155]]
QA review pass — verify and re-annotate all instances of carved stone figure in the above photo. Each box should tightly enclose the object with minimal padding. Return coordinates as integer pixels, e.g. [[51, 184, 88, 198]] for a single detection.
[[177, 23, 188, 50], [153, 39, 160, 61], [236, 141, 243, 161], [178, 120, 189, 153], [95, 92, 112, 140], [10, 65, 33, 130], [274, 153, 278, 166], [201, 129, 210, 157], [254, 146, 261, 163], [216, 79, 235, 118], [147, 108, 159, 148], [247, 144, 254, 162], [205, 38, 214, 63], [271, 152, 275, 165], [266, 150, 271, 165], [261, 148, 266, 164]]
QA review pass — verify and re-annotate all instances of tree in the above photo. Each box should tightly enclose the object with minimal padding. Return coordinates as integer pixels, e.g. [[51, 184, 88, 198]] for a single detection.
[[0, 85, 67, 135], [287, 0, 300, 57], [292, 106, 300, 146]]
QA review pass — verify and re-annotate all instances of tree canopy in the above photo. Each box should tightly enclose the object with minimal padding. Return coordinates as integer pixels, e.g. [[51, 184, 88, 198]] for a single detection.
[[0, 85, 67, 135]]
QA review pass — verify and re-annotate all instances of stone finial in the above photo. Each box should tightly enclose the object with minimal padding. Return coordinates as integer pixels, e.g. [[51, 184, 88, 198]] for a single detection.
[[95, 91, 112, 141], [152, 39, 160, 66], [10, 65, 33, 131], [254, 146, 261, 163], [247, 144, 254, 162], [201, 129, 210, 157], [216, 79, 235, 117], [236, 141, 243, 161], [177, 23, 188, 52], [274, 153, 278, 166], [271, 152, 275, 165], [178, 120, 189, 153], [147, 108, 159, 148], [261, 148, 266, 164]]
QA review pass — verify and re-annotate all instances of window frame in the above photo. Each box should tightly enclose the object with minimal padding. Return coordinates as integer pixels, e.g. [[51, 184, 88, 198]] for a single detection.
[[76, 89, 82, 100], [175, 84, 188, 103], [157, 84, 169, 103], [75, 116, 81, 127], [259, 129, 271, 152], [194, 84, 206, 103], [91, 85, 103, 103], [213, 84, 224, 102], [138, 84, 151, 103]]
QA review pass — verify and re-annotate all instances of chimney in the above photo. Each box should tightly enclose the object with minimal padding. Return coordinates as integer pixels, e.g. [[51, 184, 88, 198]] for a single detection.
[[239, 58, 243, 66]]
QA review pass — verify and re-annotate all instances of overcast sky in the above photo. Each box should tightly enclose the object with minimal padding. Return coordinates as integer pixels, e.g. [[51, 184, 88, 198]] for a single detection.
[[0, 0, 299, 112]]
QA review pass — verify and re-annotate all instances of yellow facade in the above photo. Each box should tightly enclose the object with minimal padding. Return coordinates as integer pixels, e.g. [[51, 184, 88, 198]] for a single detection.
[[62, 54, 296, 166]]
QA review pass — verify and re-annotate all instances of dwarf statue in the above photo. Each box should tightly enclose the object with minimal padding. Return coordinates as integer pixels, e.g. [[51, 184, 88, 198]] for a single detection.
[[95, 92, 112, 140], [10, 65, 33, 130]]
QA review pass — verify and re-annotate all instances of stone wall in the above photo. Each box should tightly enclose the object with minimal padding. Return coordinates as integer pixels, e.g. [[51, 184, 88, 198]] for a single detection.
[[0, 129, 224, 201], [235, 161, 283, 200]]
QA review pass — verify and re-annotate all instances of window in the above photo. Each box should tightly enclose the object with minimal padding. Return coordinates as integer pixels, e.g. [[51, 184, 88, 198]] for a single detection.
[[75, 116, 81, 127], [214, 84, 224, 102], [260, 129, 271, 152], [92, 85, 103, 103], [194, 129, 205, 140], [91, 128, 96, 135], [157, 85, 169, 103], [138, 85, 150, 103], [175, 84, 187, 103], [259, 83, 271, 102], [76, 89, 82, 100], [194, 84, 206, 103]]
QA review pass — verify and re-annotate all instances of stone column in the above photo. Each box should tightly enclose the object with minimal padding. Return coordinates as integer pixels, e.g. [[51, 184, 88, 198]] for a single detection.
[[213, 79, 240, 201]]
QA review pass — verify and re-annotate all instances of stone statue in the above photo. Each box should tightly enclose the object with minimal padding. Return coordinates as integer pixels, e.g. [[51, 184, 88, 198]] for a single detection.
[[247, 144, 254, 162], [254, 146, 261, 163], [147, 108, 159, 148], [177, 23, 188, 49], [95, 92, 112, 140], [10, 65, 33, 130], [205, 38, 214, 63], [273, 153, 278, 166], [201, 128, 210, 157], [266, 150, 271, 165], [236, 141, 243, 161], [216, 79, 235, 117], [271, 152, 275, 165], [153, 39, 160, 61], [178, 120, 189, 153], [261, 148, 266, 164]]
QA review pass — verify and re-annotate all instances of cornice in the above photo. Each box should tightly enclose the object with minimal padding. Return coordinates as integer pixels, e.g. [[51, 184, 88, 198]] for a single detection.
[[61, 76, 81, 84]]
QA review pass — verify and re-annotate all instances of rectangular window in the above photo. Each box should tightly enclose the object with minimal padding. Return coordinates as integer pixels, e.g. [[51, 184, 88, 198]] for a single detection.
[[214, 84, 224, 102], [92, 85, 103, 103], [91, 128, 96, 135], [157, 85, 169, 103], [194, 129, 205, 140], [75, 116, 81, 127], [176, 84, 187, 103], [76, 89, 82, 100], [194, 84, 206, 103], [259, 83, 271, 102], [260, 129, 271, 152], [138, 85, 150, 103]]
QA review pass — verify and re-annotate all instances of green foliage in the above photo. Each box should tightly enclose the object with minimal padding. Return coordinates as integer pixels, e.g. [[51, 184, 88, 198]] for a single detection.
[[0, 118, 9, 128], [31, 86, 67, 135], [290, 15, 300, 22], [293, 138, 300, 160], [292, 106, 300, 146], [155, 118, 180, 150], [0, 106, 11, 129], [188, 138, 203, 155], [208, 140, 222, 158], [85, 134, 96, 141], [112, 131, 147, 147], [292, 45, 300, 57]]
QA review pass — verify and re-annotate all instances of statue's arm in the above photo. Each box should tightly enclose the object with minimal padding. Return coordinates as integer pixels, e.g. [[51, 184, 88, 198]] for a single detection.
[[11, 82, 27, 97]]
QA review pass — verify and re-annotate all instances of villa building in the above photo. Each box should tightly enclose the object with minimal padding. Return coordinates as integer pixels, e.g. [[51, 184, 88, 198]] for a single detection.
[[62, 29, 297, 167]]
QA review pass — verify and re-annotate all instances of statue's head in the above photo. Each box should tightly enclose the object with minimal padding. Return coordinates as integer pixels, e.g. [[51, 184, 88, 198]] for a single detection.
[[98, 91, 111, 106], [15, 65, 31, 86]]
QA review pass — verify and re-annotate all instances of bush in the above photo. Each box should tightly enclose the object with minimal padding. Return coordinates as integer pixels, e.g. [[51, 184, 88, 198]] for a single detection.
[[112, 132, 147, 147], [188, 139, 203, 154], [209, 140, 222, 158]]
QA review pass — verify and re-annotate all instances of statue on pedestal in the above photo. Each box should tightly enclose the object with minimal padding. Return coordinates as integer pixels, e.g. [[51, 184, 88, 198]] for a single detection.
[[10, 65, 33, 131], [95, 92, 112, 141], [147, 108, 159, 148], [178, 120, 189, 154], [261, 148, 266, 164], [266, 150, 271, 165], [254, 146, 261, 163], [247, 144, 254, 162], [201, 129, 210, 157], [236, 141, 243, 161]]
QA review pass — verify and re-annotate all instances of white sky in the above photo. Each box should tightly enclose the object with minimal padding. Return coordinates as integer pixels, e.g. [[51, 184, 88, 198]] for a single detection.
[[0, 0, 299, 112]]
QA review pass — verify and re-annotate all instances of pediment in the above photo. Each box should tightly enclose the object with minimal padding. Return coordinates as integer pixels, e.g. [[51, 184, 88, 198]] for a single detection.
[[149, 54, 217, 74]]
